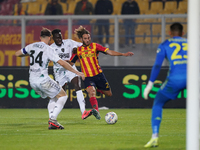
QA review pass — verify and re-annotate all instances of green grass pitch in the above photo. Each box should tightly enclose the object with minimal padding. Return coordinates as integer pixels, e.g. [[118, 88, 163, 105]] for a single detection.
[[0, 109, 185, 150]]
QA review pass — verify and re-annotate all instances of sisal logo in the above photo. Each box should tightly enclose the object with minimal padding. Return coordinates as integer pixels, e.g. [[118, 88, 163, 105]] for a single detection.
[[0, 74, 105, 100], [0, 74, 40, 99], [122, 74, 187, 99]]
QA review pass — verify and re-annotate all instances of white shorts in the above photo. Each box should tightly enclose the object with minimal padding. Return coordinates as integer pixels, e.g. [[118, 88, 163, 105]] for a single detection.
[[54, 65, 78, 86], [30, 76, 62, 99]]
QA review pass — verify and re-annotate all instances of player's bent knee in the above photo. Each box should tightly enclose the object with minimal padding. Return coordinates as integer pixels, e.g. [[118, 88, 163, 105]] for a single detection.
[[57, 89, 67, 98]]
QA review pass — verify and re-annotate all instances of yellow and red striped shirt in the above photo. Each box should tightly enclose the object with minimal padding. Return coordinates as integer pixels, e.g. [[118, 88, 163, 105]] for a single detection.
[[70, 43, 108, 77]]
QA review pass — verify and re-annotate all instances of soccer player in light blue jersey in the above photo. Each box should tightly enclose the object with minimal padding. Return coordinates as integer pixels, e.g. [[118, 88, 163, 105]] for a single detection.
[[143, 22, 187, 148]]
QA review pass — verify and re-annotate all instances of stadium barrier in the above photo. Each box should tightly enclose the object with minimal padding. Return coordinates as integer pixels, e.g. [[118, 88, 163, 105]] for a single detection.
[[0, 14, 187, 66], [0, 67, 186, 108]]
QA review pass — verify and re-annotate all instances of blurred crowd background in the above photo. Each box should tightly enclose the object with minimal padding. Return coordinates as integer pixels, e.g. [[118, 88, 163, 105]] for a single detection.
[[0, 0, 187, 66]]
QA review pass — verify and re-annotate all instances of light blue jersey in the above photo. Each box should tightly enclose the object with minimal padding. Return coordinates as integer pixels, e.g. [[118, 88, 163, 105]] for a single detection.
[[149, 36, 187, 99]]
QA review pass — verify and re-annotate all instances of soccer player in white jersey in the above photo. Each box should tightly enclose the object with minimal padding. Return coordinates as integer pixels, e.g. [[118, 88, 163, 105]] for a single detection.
[[51, 29, 92, 120], [15, 28, 85, 130]]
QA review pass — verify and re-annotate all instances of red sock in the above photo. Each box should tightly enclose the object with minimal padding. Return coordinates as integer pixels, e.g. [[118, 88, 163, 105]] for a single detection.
[[89, 97, 99, 111], [96, 89, 104, 94]]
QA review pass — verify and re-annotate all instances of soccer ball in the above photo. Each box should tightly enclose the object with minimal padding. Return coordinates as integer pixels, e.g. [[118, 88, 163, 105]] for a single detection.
[[105, 112, 118, 124]]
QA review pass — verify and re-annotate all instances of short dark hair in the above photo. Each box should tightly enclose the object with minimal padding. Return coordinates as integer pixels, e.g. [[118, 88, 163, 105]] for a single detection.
[[74, 26, 90, 39], [40, 28, 51, 37], [170, 22, 183, 33], [52, 29, 61, 37]]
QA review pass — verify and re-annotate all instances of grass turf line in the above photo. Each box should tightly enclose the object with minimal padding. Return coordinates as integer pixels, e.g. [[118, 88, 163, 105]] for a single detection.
[[0, 109, 185, 150]]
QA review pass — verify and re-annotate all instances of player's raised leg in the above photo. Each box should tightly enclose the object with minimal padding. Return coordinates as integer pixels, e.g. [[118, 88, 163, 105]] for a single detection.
[[86, 86, 101, 120]]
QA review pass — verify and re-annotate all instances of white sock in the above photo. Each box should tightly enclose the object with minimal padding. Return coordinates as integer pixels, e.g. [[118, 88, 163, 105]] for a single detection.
[[50, 95, 68, 120], [76, 90, 85, 114], [47, 97, 57, 118], [152, 133, 158, 139]]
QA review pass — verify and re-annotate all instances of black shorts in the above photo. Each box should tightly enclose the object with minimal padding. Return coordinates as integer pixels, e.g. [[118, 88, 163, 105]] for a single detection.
[[84, 73, 110, 91]]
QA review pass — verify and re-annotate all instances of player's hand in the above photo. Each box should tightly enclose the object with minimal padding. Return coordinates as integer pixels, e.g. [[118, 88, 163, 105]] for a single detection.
[[77, 72, 85, 80], [123, 52, 134, 57], [143, 81, 153, 100]]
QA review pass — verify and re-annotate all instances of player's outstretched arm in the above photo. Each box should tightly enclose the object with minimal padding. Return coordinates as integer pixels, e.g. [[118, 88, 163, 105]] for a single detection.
[[106, 50, 134, 56], [66, 60, 74, 66], [58, 59, 85, 80], [15, 50, 29, 57], [123, 52, 134, 56]]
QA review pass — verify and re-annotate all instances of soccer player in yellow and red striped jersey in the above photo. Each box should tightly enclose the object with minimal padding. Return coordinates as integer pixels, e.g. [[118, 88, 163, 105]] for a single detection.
[[70, 26, 134, 119], [71, 42, 107, 77]]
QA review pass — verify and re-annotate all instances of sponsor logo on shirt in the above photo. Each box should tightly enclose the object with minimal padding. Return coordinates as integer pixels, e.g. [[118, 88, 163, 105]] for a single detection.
[[58, 53, 69, 59], [80, 53, 95, 59]]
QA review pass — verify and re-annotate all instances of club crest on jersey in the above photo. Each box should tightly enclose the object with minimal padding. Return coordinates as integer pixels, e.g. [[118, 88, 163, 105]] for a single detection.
[[61, 48, 65, 52], [157, 48, 161, 53]]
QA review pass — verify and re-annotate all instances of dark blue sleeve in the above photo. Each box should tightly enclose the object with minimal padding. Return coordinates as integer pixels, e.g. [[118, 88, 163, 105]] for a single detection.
[[149, 44, 166, 82], [22, 48, 27, 54], [70, 53, 78, 63]]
